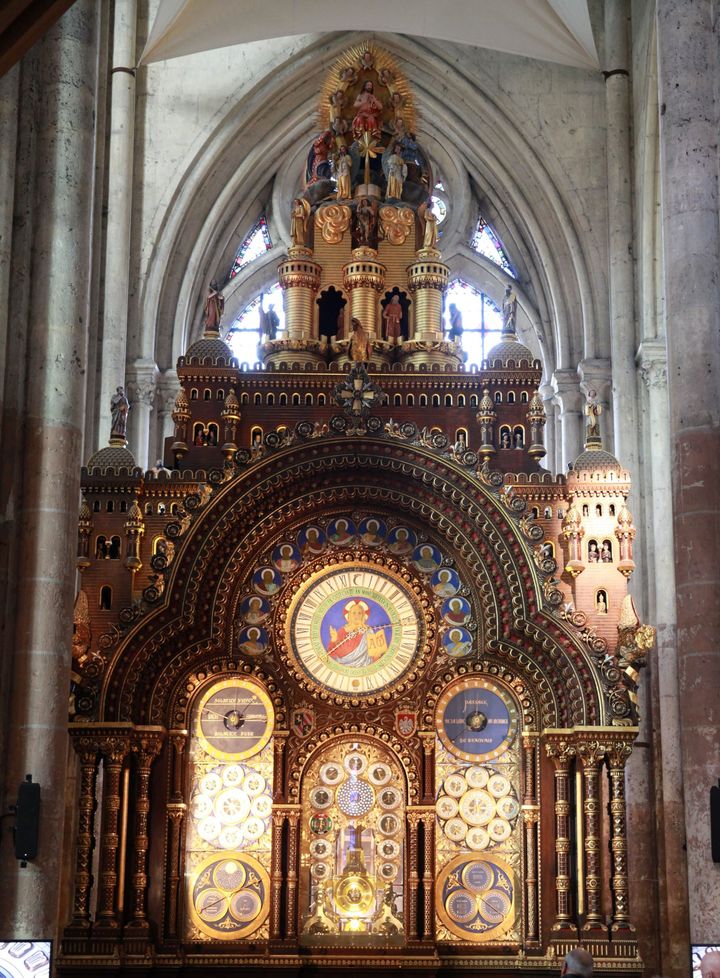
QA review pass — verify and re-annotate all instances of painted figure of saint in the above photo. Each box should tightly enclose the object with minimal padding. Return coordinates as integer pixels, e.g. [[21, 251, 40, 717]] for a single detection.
[[326, 599, 388, 666], [335, 147, 353, 199], [352, 81, 383, 133], [382, 295, 403, 343]]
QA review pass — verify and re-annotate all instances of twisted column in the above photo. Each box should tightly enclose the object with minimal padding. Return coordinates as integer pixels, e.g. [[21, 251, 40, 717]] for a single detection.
[[126, 732, 164, 935], [95, 735, 132, 936], [545, 741, 576, 937], [66, 738, 100, 934], [285, 807, 302, 939], [608, 744, 634, 932], [406, 811, 420, 941], [165, 731, 187, 942], [522, 732, 540, 943], [577, 745, 606, 935]]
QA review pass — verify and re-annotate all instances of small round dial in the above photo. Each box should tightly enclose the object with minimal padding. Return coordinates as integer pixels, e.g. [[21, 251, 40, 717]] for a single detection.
[[197, 679, 274, 761], [437, 854, 516, 942], [436, 678, 519, 762]]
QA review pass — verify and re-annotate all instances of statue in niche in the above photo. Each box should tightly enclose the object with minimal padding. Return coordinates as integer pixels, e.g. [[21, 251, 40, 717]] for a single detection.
[[596, 590, 608, 614], [202, 280, 224, 333], [290, 197, 311, 247], [384, 144, 407, 199], [335, 147, 353, 200], [354, 197, 378, 249], [502, 283, 517, 331], [419, 199, 438, 251], [382, 295, 403, 345], [585, 388, 602, 439], [110, 386, 130, 441], [349, 318, 372, 362], [448, 303, 463, 343], [352, 80, 383, 135], [601, 540, 613, 562], [588, 541, 599, 562]]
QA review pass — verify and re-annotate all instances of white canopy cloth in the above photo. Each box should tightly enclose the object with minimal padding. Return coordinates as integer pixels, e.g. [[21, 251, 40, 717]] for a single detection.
[[139, 1, 599, 70]]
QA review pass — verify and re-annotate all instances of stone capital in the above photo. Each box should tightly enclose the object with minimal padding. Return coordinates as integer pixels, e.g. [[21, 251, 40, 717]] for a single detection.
[[551, 369, 583, 413], [126, 359, 159, 407], [636, 340, 668, 391], [578, 358, 612, 404]]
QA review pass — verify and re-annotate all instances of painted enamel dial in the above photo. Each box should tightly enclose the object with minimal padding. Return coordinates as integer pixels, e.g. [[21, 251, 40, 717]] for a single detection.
[[436, 854, 516, 942], [286, 563, 422, 695], [196, 679, 274, 761], [189, 851, 270, 940], [435, 678, 519, 762]]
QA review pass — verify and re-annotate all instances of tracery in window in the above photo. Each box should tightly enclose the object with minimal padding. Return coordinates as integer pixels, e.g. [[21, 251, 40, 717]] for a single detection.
[[443, 279, 503, 368], [471, 217, 515, 277], [226, 283, 284, 365], [227, 216, 272, 281]]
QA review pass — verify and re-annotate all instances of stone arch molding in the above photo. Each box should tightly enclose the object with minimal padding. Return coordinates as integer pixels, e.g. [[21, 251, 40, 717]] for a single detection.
[[99, 432, 622, 732], [142, 32, 601, 375]]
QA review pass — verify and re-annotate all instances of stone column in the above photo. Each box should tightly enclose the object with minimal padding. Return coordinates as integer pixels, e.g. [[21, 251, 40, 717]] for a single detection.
[[545, 743, 577, 939], [637, 340, 690, 974], [126, 358, 158, 470], [0, 1, 99, 943], [98, 0, 137, 445], [155, 368, 178, 463], [657, 0, 720, 950], [0, 65, 19, 411], [603, 0, 640, 475], [539, 383, 557, 473], [551, 369, 583, 471]]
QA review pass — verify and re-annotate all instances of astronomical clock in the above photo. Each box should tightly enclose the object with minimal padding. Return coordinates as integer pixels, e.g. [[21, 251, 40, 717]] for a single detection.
[[61, 39, 654, 978]]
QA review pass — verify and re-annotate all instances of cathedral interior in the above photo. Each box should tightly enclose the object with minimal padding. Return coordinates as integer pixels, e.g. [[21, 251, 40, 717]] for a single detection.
[[0, 3, 718, 978]]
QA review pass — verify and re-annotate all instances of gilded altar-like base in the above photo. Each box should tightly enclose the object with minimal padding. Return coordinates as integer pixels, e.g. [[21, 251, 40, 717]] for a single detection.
[[262, 338, 328, 367], [398, 339, 465, 369]]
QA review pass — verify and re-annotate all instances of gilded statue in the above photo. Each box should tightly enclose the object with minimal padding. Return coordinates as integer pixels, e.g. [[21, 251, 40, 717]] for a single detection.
[[585, 388, 602, 438], [335, 147, 352, 200], [349, 317, 372, 362], [384, 143, 407, 200], [290, 197, 311, 247], [419, 199, 438, 251], [110, 385, 130, 441]]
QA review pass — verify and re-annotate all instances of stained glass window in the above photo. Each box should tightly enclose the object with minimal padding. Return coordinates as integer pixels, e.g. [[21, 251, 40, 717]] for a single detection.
[[227, 216, 272, 281], [471, 217, 515, 277], [443, 278, 504, 367], [226, 283, 284, 366]]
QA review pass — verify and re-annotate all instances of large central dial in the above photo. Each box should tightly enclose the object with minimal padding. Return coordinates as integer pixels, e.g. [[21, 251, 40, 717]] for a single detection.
[[287, 563, 422, 695]]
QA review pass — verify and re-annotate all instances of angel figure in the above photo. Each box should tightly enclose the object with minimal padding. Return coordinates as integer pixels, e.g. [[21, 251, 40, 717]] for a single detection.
[[335, 147, 353, 200], [290, 197, 311, 248], [384, 144, 407, 200], [419, 199, 439, 251]]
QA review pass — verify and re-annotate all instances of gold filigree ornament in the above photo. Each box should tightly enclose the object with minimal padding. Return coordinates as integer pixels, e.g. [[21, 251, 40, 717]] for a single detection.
[[315, 203, 351, 245], [379, 205, 415, 245]]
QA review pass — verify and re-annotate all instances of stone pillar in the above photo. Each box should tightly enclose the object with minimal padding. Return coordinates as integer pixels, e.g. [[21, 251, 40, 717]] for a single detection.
[[0, 65, 19, 411], [545, 743, 577, 939], [155, 368, 178, 463], [551, 369, 583, 471], [577, 746, 606, 935], [657, 0, 720, 950], [126, 358, 158, 470], [0, 1, 99, 943], [98, 0, 137, 445], [125, 732, 163, 938], [637, 339, 690, 973], [539, 383, 557, 473], [603, 0, 640, 475]]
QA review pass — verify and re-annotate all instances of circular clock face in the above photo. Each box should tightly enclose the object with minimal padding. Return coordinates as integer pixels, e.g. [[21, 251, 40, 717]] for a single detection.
[[435, 679, 519, 762], [197, 679, 274, 761], [190, 851, 270, 940], [286, 563, 422, 696], [437, 854, 516, 942]]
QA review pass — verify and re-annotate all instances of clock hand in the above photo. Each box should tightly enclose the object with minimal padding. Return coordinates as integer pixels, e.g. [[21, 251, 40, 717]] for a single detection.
[[202, 707, 232, 721], [199, 882, 250, 915]]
